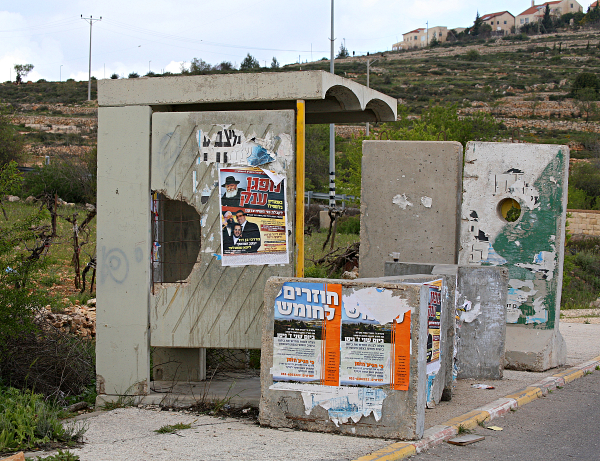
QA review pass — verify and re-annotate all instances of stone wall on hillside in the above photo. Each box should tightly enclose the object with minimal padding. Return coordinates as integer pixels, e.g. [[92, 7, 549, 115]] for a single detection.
[[568, 210, 600, 237], [17, 103, 97, 116], [13, 115, 96, 130]]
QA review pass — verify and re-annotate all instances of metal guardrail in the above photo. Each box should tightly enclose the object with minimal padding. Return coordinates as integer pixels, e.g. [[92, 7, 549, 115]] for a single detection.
[[304, 191, 356, 209]]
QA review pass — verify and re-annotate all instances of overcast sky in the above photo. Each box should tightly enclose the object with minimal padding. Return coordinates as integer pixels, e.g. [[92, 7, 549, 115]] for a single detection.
[[0, 0, 596, 83]]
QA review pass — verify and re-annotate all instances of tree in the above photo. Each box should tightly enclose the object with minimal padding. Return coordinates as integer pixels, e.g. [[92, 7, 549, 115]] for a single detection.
[[429, 35, 440, 47], [336, 43, 349, 59], [270, 57, 280, 69], [110, 73, 119, 79], [575, 88, 598, 122], [471, 12, 483, 36], [240, 53, 260, 70], [304, 125, 330, 192], [190, 58, 212, 74], [0, 109, 24, 166], [216, 61, 234, 71], [128, 72, 139, 78], [14, 64, 33, 84], [571, 72, 600, 96], [337, 104, 499, 199], [542, 5, 555, 33]]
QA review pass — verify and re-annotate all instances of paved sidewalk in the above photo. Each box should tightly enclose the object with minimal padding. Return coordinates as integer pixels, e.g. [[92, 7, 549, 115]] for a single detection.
[[24, 323, 600, 461]]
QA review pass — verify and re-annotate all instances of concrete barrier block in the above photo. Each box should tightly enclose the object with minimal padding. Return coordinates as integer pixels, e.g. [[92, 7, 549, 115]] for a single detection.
[[319, 210, 330, 229], [360, 141, 463, 277], [459, 142, 568, 371], [259, 277, 428, 439], [455, 266, 508, 380], [381, 265, 456, 406]]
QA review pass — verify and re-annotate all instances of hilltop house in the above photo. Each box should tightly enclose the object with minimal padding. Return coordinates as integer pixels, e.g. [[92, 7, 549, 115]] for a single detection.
[[516, 0, 583, 27], [480, 11, 516, 35], [392, 26, 448, 50]]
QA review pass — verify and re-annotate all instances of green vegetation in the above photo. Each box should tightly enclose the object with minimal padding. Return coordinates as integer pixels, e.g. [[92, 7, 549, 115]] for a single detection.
[[0, 110, 25, 165], [154, 423, 192, 434], [32, 450, 80, 461], [0, 80, 95, 104], [0, 387, 85, 453], [562, 237, 600, 309]]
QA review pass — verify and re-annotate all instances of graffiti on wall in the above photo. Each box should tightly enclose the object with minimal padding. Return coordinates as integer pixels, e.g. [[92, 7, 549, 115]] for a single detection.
[[459, 144, 567, 328]]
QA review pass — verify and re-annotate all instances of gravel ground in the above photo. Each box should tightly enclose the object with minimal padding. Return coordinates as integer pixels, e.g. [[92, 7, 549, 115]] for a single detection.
[[58, 407, 392, 461]]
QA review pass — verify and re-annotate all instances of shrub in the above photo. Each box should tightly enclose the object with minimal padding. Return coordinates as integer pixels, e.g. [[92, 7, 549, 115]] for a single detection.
[[465, 49, 480, 61], [304, 265, 327, 278], [23, 149, 97, 204], [0, 387, 85, 452], [336, 215, 360, 235]]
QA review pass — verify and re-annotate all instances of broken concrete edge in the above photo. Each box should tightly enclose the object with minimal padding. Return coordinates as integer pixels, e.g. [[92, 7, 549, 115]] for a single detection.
[[352, 354, 600, 461]]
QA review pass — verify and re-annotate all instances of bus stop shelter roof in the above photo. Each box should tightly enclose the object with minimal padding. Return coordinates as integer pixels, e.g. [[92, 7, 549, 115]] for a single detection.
[[98, 70, 397, 124]]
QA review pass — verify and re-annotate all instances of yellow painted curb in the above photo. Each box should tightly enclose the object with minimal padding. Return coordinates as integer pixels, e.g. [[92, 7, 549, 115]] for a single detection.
[[442, 409, 490, 430], [504, 386, 543, 406], [354, 442, 416, 461], [554, 368, 584, 383]]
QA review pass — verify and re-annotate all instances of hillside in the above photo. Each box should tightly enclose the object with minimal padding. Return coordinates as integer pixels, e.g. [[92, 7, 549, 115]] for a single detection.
[[2, 28, 600, 164]]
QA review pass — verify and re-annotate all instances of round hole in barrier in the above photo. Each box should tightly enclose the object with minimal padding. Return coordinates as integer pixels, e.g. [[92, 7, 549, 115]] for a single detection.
[[498, 198, 521, 222]]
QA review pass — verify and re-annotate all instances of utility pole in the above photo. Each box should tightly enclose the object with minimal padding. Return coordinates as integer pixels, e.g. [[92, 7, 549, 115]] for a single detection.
[[365, 58, 378, 136], [81, 15, 102, 101], [329, 0, 336, 209]]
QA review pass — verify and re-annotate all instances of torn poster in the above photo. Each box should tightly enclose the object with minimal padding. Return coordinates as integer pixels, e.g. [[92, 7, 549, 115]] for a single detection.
[[197, 127, 280, 166], [271, 282, 411, 391], [269, 382, 387, 426], [426, 281, 442, 375], [219, 166, 288, 266]]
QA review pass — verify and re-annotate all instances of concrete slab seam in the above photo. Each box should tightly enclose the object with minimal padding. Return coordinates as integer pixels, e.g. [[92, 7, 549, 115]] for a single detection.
[[353, 357, 600, 461]]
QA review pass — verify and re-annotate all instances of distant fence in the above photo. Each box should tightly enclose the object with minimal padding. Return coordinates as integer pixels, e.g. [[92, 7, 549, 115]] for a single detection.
[[304, 191, 356, 209], [568, 209, 600, 237]]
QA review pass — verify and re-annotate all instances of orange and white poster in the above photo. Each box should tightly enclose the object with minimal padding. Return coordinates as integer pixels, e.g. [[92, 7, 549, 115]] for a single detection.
[[271, 282, 341, 384]]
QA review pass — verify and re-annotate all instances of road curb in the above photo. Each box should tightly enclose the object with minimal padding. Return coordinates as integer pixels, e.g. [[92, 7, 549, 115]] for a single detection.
[[353, 355, 600, 461]]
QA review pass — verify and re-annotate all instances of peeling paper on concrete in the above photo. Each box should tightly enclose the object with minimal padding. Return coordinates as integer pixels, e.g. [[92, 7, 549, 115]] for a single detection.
[[392, 194, 413, 210], [343, 287, 411, 325], [458, 299, 482, 323], [261, 168, 286, 186], [507, 279, 537, 323], [421, 196, 432, 208], [197, 126, 291, 169], [268, 382, 386, 426], [526, 297, 548, 324], [515, 250, 556, 280], [508, 179, 540, 210]]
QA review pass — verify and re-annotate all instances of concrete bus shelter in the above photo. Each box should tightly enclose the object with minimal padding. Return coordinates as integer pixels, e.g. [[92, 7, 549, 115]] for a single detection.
[[95, 71, 397, 400]]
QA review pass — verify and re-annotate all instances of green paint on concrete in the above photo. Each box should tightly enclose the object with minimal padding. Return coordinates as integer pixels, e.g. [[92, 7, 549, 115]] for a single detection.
[[492, 150, 565, 329]]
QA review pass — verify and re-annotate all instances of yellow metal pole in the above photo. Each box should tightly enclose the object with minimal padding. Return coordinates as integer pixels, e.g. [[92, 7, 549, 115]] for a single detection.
[[295, 100, 305, 277]]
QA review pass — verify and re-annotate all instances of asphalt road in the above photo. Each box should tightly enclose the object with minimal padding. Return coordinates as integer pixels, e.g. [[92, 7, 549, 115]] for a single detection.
[[411, 368, 600, 460]]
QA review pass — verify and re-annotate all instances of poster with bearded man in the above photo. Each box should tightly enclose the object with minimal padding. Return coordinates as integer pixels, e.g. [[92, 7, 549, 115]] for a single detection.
[[219, 166, 288, 267]]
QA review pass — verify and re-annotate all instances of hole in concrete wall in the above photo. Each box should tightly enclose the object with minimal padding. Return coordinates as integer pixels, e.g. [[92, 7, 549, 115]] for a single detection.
[[152, 193, 201, 285], [498, 198, 521, 223]]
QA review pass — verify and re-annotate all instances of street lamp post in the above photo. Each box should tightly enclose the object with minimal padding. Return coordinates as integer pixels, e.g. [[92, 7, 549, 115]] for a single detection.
[[60, 65, 63, 82]]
